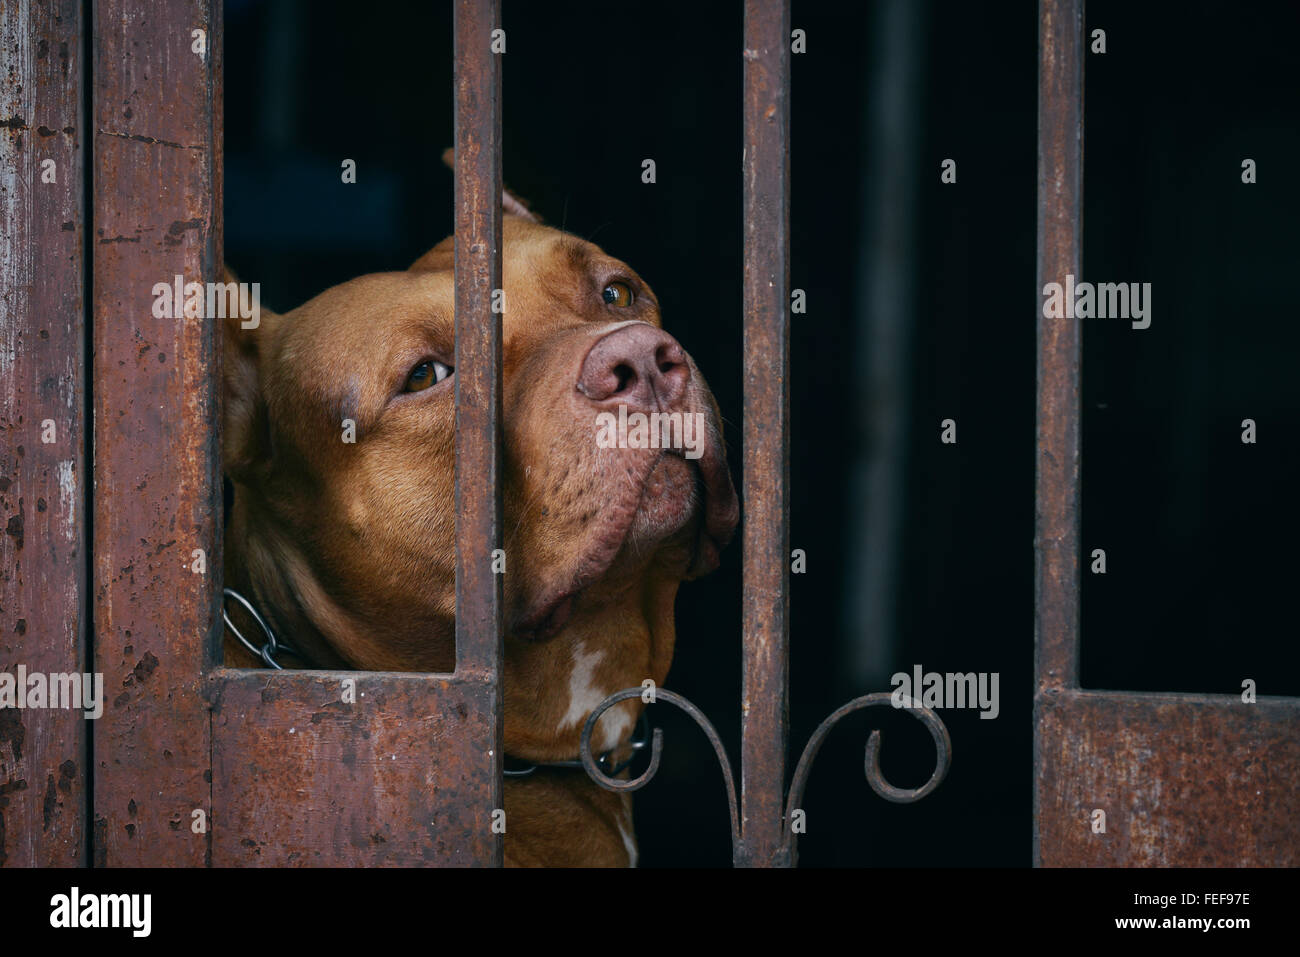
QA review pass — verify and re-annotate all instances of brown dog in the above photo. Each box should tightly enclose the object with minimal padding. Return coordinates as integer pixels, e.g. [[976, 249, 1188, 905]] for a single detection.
[[222, 204, 738, 866]]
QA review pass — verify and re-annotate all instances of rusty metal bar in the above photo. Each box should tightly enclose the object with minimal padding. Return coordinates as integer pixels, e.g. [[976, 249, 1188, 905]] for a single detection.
[[1032, 0, 1300, 868], [0, 0, 87, 867], [452, 0, 504, 865], [210, 668, 500, 865], [739, 0, 792, 868], [1037, 689, 1300, 865], [1033, 0, 1084, 869], [1034, 0, 1084, 698], [92, 0, 222, 866]]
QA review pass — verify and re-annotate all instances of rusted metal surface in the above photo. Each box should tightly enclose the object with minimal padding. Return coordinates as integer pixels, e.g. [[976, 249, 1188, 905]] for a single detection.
[[209, 669, 496, 865], [0, 0, 86, 867], [1038, 690, 1300, 866], [1034, 0, 1083, 698], [91, 0, 221, 866], [1032, 0, 1300, 867], [1033, 0, 1083, 867], [452, 0, 504, 865], [738, 0, 792, 869]]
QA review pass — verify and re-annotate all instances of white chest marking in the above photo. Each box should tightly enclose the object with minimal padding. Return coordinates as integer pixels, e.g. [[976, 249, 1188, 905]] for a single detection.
[[557, 645, 634, 752], [618, 818, 638, 868], [558, 645, 606, 733]]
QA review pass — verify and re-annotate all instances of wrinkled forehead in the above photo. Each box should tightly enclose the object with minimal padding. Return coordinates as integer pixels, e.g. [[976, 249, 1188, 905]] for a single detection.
[[275, 219, 658, 365], [277, 270, 454, 362]]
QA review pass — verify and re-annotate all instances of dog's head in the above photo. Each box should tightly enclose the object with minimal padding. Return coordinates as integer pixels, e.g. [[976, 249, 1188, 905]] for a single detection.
[[224, 208, 737, 759]]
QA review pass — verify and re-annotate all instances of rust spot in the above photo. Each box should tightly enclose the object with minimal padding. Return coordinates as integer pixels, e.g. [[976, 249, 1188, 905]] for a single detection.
[[5, 506, 23, 550], [13, 619, 25, 635], [60, 221, 74, 231], [35, 125, 58, 137], [0, 116, 27, 130], [93, 816, 107, 866], [36, 498, 46, 512], [97, 129, 201, 150], [42, 774, 57, 831], [310, 701, 348, 724], [127, 798, 137, 817], [57, 760, 76, 793], [168, 218, 202, 235], [131, 652, 159, 683], [0, 709, 25, 761]]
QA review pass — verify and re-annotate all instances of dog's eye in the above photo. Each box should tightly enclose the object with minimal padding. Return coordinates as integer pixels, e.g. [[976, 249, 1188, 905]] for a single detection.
[[405, 360, 452, 392], [602, 282, 634, 307]]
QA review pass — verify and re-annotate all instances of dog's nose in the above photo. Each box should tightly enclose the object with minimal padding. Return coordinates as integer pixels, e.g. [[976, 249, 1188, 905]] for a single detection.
[[577, 323, 690, 411]]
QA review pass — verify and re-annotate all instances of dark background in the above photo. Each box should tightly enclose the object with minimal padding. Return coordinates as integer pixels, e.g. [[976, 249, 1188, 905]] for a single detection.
[[224, 0, 1300, 866]]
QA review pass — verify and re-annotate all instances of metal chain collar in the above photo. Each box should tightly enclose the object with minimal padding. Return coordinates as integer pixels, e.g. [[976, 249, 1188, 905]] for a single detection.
[[222, 587, 311, 670], [503, 711, 651, 778]]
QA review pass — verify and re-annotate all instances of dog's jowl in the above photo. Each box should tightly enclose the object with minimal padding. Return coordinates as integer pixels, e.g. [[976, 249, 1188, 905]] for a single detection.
[[222, 209, 738, 866]]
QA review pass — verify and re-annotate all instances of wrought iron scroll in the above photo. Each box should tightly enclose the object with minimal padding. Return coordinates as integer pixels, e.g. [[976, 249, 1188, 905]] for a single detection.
[[581, 689, 740, 853], [579, 688, 950, 866]]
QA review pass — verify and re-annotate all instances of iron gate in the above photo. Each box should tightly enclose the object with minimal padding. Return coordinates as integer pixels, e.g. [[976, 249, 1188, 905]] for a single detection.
[[1, 0, 1295, 868], [1032, 0, 1300, 866]]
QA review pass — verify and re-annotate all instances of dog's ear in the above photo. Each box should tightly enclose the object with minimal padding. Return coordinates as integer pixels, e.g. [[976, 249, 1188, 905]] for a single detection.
[[439, 147, 541, 222], [221, 267, 281, 484], [410, 150, 540, 273]]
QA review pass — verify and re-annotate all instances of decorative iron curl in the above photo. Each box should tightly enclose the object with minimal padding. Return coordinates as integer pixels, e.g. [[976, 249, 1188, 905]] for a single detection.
[[579, 687, 949, 863], [579, 687, 740, 850], [785, 692, 951, 816]]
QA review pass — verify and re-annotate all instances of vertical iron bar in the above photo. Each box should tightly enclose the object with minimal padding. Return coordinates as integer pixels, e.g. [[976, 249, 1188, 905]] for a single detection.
[[1034, 0, 1084, 864], [453, 0, 505, 866], [0, 0, 87, 866], [739, 0, 792, 868], [92, 0, 220, 866], [1034, 0, 1084, 698]]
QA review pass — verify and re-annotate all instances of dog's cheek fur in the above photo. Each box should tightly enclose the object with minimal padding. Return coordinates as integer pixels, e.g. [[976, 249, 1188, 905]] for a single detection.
[[500, 327, 657, 622]]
